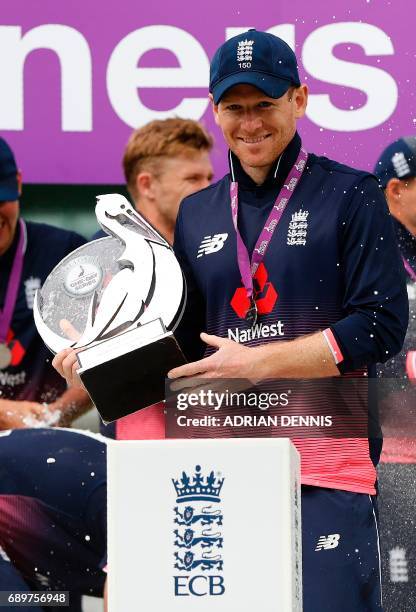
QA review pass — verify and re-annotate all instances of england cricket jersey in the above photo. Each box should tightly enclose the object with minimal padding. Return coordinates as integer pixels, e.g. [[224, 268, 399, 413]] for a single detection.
[[0, 221, 85, 402], [173, 132, 409, 494]]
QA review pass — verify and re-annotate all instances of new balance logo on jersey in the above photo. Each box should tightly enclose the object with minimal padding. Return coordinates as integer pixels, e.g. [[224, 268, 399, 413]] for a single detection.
[[315, 534, 340, 551], [197, 234, 228, 258]]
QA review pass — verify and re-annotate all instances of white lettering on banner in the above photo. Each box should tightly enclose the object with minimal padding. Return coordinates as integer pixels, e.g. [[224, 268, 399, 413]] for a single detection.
[[303, 22, 398, 131], [0, 25, 92, 131], [0, 22, 399, 132], [107, 25, 210, 128]]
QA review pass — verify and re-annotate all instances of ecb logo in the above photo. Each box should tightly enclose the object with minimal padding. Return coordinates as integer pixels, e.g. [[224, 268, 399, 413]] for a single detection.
[[172, 464, 225, 597]]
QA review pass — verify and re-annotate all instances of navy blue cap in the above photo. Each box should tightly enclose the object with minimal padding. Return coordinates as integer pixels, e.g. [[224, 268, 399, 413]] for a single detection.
[[0, 138, 18, 201], [374, 137, 416, 189], [209, 29, 301, 104]]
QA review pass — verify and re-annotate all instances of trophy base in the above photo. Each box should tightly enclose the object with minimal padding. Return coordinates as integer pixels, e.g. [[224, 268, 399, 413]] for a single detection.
[[77, 319, 186, 424]]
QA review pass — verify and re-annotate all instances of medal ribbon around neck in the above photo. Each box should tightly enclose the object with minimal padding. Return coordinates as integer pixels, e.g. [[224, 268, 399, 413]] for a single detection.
[[402, 255, 416, 283], [0, 219, 26, 367], [230, 148, 308, 325]]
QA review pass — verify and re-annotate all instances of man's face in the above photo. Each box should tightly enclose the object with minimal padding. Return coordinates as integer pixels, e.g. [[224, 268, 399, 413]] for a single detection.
[[400, 178, 416, 226], [151, 151, 213, 226], [387, 177, 416, 233], [212, 84, 308, 171], [0, 200, 19, 256]]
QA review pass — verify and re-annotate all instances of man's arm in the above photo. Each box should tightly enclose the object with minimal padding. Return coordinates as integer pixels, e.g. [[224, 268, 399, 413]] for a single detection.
[[0, 399, 46, 429], [329, 176, 408, 372], [51, 328, 338, 388], [0, 387, 92, 429], [46, 386, 92, 426], [104, 578, 108, 612], [168, 331, 339, 380]]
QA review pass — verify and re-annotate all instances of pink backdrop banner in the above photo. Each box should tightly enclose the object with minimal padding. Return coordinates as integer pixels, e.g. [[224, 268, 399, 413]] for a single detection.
[[0, 0, 415, 183]]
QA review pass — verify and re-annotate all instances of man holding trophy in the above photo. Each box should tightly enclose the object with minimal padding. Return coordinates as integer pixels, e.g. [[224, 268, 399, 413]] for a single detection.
[[51, 31, 408, 611]]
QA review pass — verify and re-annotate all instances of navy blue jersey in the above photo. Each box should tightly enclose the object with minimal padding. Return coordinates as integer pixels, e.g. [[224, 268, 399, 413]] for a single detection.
[[173, 133, 409, 494], [174, 133, 407, 370], [0, 428, 106, 598], [0, 221, 85, 402]]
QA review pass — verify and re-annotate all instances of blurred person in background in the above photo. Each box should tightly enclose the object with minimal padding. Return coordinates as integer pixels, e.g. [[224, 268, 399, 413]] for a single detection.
[[120, 117, 214, 245], [375, 137, 416, 383], [374, 137, 416, 612], [0, 137, 91, 429], [91, 117, 213, 439], [94, 118, 213, 244]]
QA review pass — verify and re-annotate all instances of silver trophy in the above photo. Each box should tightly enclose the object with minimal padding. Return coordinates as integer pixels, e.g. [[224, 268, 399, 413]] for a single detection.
[[34, 194, 186, 423]]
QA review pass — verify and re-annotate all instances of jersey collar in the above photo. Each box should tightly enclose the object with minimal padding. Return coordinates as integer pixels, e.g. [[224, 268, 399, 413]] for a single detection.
[[228, 132, 302, 190]]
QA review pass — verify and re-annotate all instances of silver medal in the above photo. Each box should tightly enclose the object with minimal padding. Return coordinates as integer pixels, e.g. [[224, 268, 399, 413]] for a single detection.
[[0, 343, 12, 369]]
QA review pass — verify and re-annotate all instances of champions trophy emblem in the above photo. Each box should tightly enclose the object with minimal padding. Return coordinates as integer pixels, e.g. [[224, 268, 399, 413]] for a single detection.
[[34, 194, 186, 423]]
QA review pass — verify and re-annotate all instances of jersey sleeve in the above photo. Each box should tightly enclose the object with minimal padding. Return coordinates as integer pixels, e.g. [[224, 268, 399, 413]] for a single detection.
[[330, 176, 408, 373], [173, 202, 206, 362]]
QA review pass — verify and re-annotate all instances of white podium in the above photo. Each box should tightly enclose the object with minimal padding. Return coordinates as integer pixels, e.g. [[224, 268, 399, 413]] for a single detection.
[[107, 438, 302, 611]]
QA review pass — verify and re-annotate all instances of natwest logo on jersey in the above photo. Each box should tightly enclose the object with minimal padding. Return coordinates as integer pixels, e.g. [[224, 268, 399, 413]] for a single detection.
[[230, 263, 278, 318], [228, 264, 284, 343], [228, 321, 284, 344]]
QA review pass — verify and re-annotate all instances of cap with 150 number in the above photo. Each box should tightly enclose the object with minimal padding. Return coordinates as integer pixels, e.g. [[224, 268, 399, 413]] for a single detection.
[[209, 29, 301, 104]]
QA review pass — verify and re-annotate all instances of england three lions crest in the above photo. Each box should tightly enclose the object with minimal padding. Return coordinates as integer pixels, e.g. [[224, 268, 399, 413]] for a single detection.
[[172, 465, 225, 597], [237, 39, 254, 64], [287, 209, 309, 246]]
